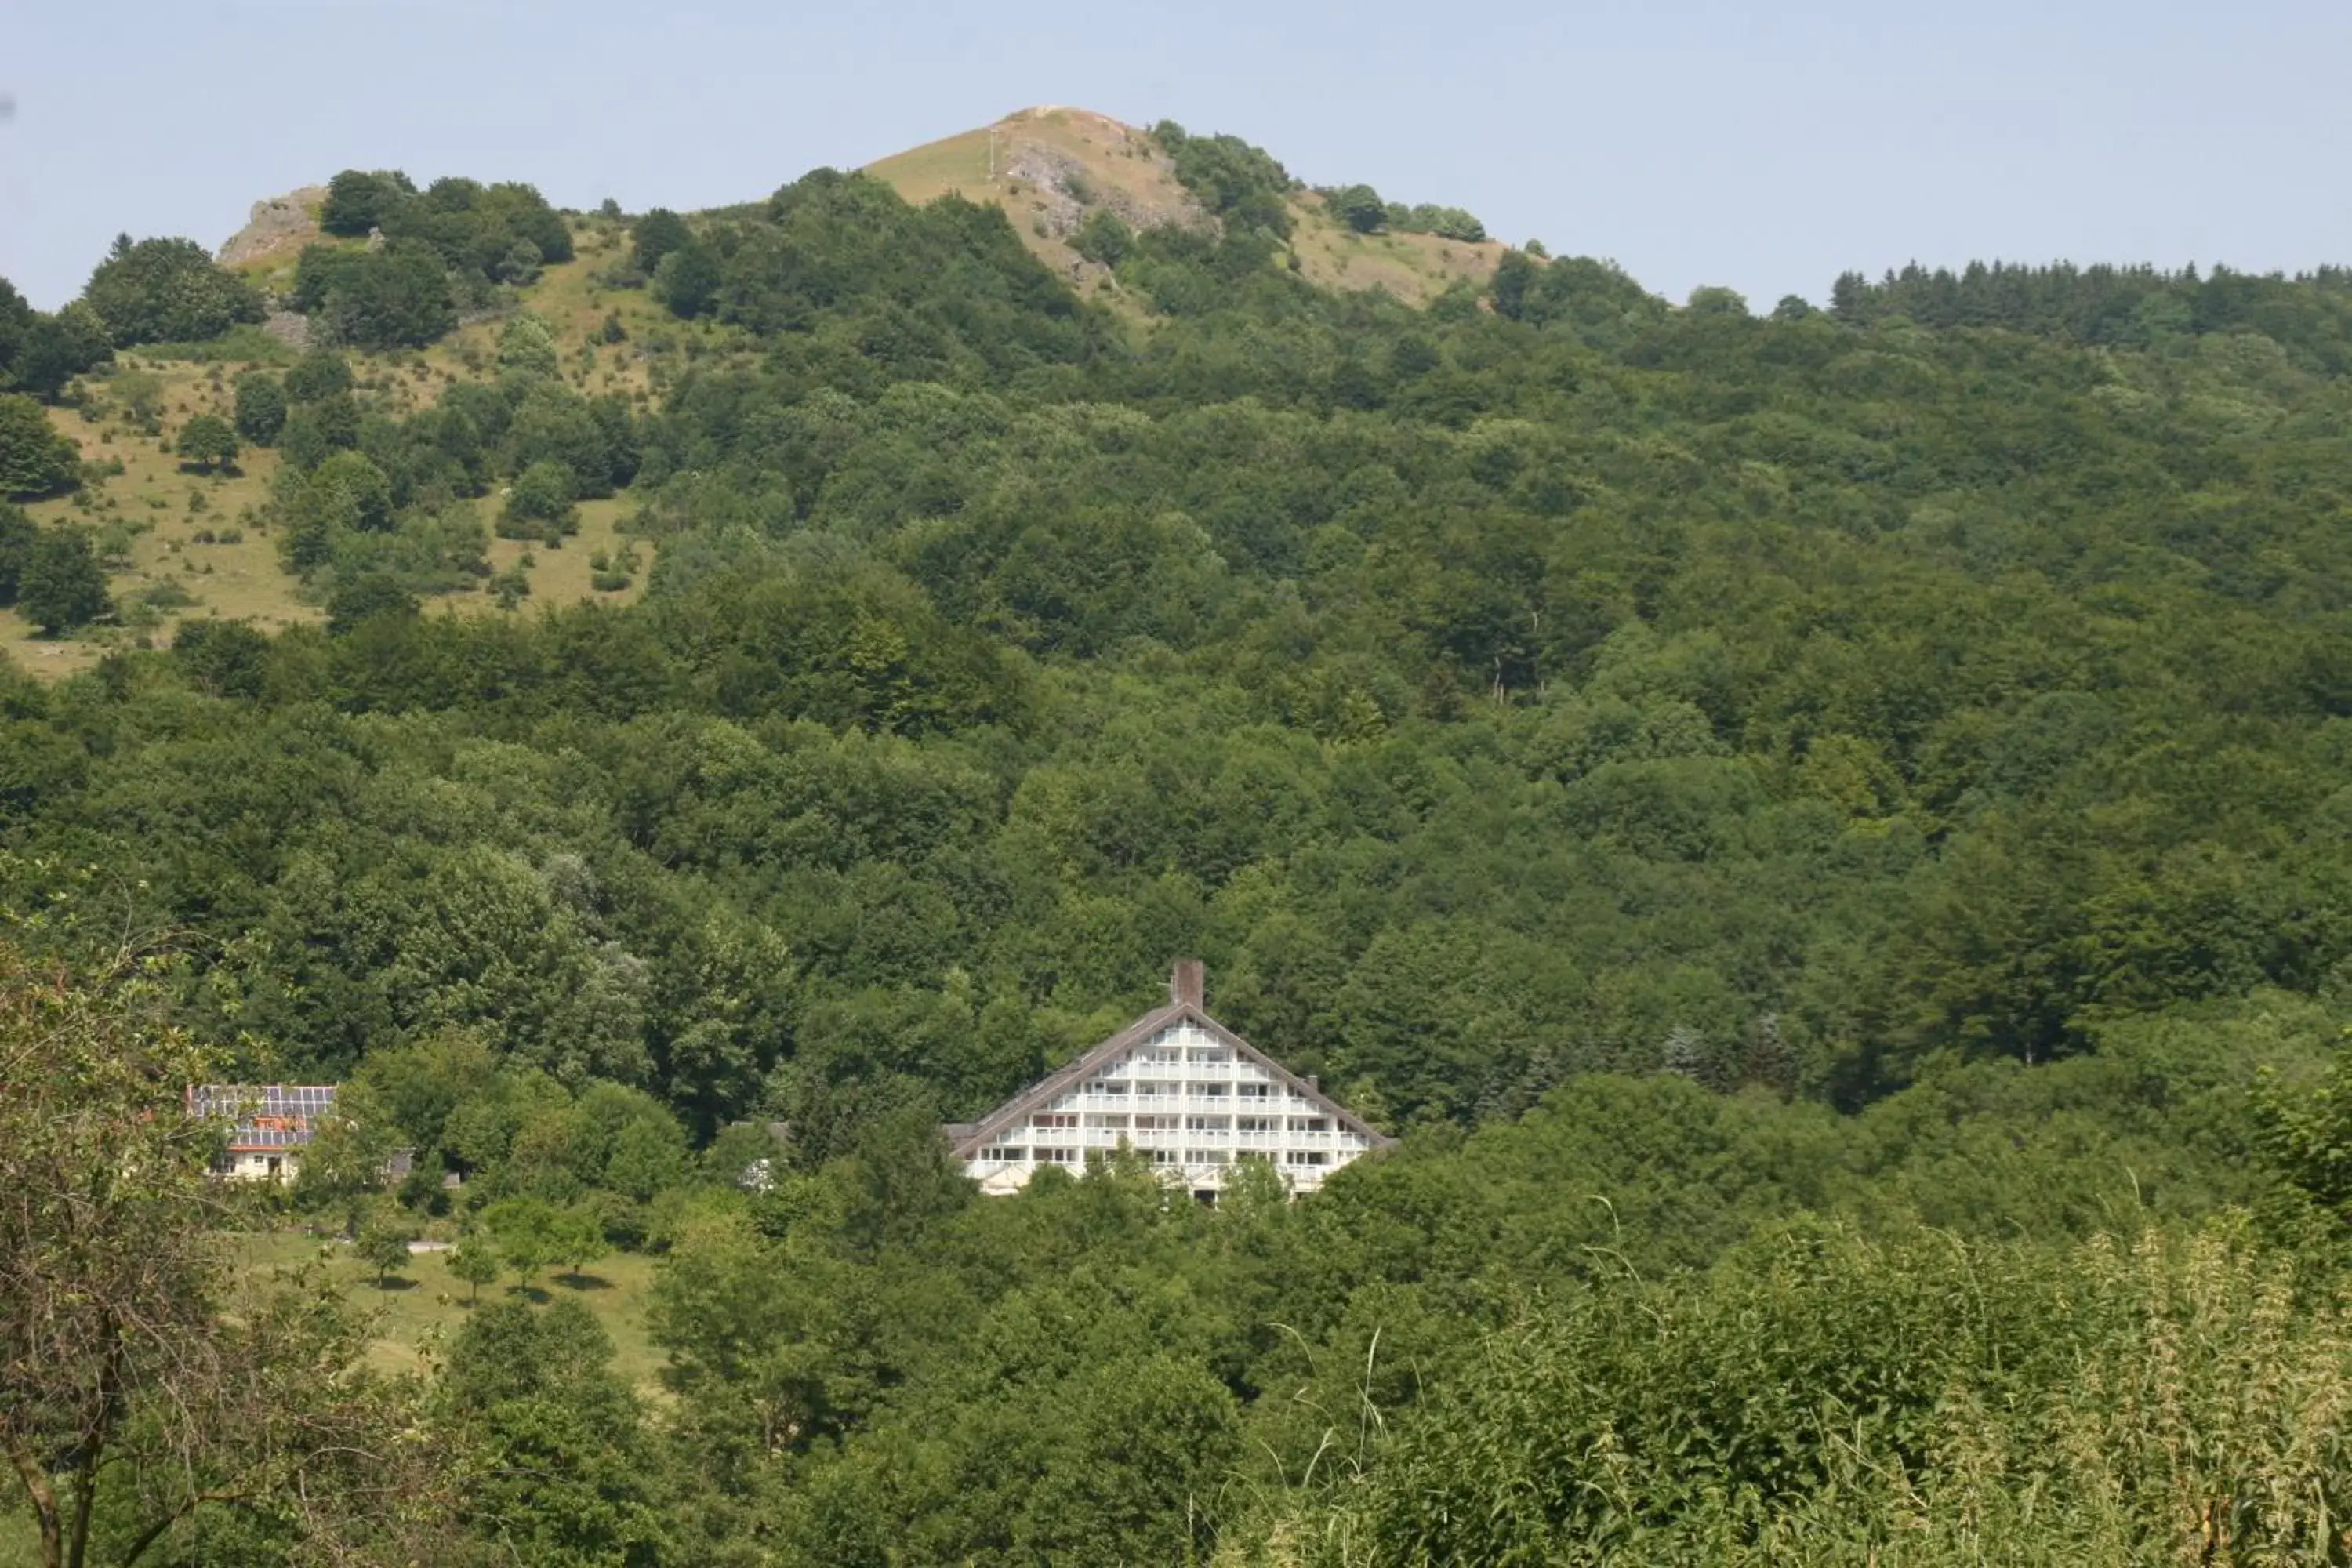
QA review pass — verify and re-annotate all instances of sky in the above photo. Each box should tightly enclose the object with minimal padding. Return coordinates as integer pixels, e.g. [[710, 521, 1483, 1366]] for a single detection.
[[2, 0, 2347, 310]]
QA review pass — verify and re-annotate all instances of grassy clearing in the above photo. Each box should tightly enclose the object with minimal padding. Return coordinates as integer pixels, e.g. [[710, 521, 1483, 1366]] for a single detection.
[[9, 226, 678, 681], [1287, 191, 1508, 304], [235, 1229, 669, 1395], [17, 365, 313, 678]]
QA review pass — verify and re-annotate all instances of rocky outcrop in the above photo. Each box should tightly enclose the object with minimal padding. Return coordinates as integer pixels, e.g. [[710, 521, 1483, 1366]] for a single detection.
[[1002, 134, 1206, 241], [217, 187, 326, 269]]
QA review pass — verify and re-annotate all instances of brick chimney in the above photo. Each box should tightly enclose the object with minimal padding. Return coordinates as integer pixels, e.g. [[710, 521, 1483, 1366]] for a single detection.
[[1171, 959, 1206, 1010]]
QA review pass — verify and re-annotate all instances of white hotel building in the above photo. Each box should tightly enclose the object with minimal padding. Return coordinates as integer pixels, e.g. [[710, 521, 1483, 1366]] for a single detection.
[[943, 960, 1392, 1200]]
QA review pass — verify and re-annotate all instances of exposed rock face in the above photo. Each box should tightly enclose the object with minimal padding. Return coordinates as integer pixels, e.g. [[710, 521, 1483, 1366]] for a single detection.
[[1002, 134, 1206, 241], [217, 187, 326, 269], [260, 310, 311, 350]]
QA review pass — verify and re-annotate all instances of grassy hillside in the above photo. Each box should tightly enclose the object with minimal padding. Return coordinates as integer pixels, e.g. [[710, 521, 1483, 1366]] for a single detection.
[[13, 218, 673, 677], [238, 1230, 666, 1394], [865, 106, 1506, 305], [13, 108, 2352, 1567]]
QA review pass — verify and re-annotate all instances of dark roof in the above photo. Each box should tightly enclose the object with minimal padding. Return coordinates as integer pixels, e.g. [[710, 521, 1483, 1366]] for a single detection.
[[188, 1084, 337, 1152], [944, 1001, 1396, 1159]]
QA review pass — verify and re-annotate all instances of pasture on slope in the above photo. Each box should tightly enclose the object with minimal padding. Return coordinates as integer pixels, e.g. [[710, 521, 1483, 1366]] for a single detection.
[[13, 220, 671, 677]]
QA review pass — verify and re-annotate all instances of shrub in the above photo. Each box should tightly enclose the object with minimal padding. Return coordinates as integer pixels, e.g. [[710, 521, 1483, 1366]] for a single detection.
[[81, 236, 265, 347], [0, 394, 78, 498], [176, 413, 239, 472], [283, 350, 354, 405], [320, 169, 414, 237], [630, 209, 691, 277], [502, 459, 578, 539], [19, 526, 109, 632], [232, 372, 286, 445], [1329, 184, 1387, 234]]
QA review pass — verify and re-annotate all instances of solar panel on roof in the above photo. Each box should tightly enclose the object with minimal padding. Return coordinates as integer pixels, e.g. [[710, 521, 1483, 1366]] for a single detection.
[[191, 1083, 339, 1151]]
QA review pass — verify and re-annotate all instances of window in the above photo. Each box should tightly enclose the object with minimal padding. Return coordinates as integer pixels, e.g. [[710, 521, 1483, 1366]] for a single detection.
[[1236, 1116, 1277, 1134], [1185, 1115, 1229, 1133], [1236, 1082, 1270, 1099], [1288, 1117, 1330, 1134], [1086, 1113, 1129, 1131], [983, 1146, 1025, 1163], [1135, 1080, 1178, 1099], [1284, 1150, 1330, 1167], [1083, 1080, 1130, 1097], [1147, 1148, 1177, 1165], [1186, 1149, 1231, 1165], [1133, 1114, 1178, 1132], [1187, 1047, 1229, 1064], [1035, 1146, 1076, 1164], [1033, 1112, 1078, 1131], [1192, 1081, 1229, 1098]]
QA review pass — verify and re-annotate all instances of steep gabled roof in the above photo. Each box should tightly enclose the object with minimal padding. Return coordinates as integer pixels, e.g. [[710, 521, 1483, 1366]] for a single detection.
[[946, 998, 1396, 1159]]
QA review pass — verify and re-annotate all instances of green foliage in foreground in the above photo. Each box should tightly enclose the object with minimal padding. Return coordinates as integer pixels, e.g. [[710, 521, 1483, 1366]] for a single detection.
[[1230, 1223, 2352, 1566]]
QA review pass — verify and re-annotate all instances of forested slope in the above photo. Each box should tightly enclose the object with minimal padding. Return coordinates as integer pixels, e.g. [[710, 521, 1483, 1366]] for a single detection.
[[8, 123, 2352, 1565]]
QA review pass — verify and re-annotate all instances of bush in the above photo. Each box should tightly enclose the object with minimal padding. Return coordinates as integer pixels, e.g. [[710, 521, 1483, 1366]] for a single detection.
[[0, 394, 78, 498], [176, 413, 239, 472], [19, 526, 109, 632], [1329, 184, 1387, 234], [233, 372, 286, 445], [2, 304, 113, 400], [0, 502, 37, 603], [652, 243, 722, 320], [320, 169, 414, 237], [278, 394, 359, 473], [502, 460, 577, 538], [292, 243, 458, 350], [630, 209, 691, 278], [1071, 209, 1134, 267], [283, 350, 354, 405], [81, 236, 265, 347], [326, 572, 420, 635]]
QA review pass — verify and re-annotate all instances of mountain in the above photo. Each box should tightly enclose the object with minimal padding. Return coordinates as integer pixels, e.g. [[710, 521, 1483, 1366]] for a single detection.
[[866, 106, 1508, 304], [9, 102, 2352, 1568]]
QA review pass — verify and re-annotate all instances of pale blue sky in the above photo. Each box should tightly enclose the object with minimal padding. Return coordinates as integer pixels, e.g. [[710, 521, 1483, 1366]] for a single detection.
[[2, 0, 2346, 310]]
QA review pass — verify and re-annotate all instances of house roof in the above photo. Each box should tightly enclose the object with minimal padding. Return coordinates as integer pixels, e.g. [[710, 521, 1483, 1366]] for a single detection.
[[944, 994, 1397, 1160], [188, 1084, 337, 1152]]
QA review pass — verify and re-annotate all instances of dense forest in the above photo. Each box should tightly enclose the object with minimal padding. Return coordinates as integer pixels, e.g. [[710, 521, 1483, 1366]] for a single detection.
[[9, 122, 2352, 1565]]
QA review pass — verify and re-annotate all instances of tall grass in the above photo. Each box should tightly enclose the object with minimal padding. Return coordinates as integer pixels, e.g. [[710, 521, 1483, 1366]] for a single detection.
[[1225, 1221, 2352, 1566]]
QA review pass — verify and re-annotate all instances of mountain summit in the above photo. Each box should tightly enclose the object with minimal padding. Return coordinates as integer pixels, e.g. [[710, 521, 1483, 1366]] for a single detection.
[[864, 107, 1507, 302]]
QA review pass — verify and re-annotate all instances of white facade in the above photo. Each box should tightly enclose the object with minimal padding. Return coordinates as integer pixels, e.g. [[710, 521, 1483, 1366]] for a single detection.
[[948, 967, 1388, 1200]]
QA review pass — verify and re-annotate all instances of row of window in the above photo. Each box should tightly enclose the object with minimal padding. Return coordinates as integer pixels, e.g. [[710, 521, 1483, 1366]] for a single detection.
[[978, 1147, 1333, 1168], [1031, 1114, 1332, 1135], [1082, 1080, 1275, 1100], [1131, 1046, 1232, 1065]]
